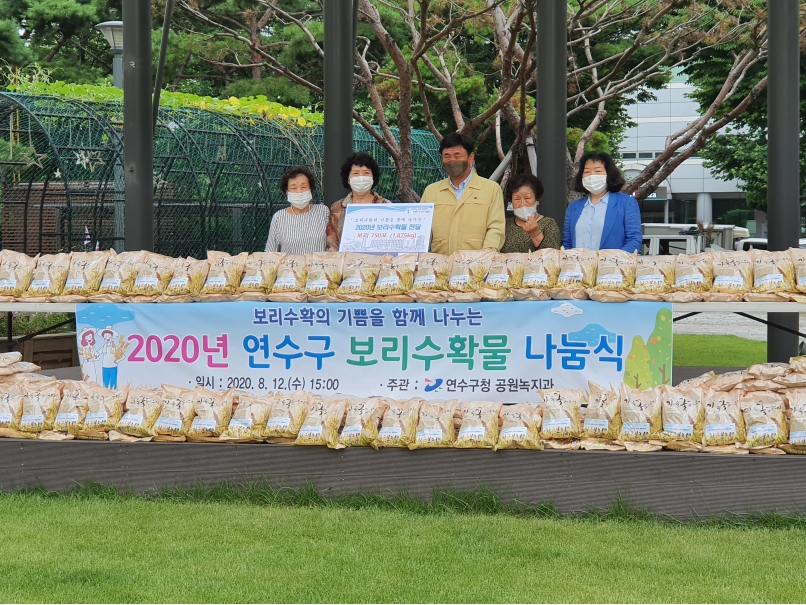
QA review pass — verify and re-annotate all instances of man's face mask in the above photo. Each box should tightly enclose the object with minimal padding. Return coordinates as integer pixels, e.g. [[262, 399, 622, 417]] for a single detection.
[[443, 161, 469, 178]]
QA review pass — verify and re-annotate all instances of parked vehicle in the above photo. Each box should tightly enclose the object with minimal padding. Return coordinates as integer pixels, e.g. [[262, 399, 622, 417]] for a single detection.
[[734, 238, 806, 251], [641, 224, 751, 255]]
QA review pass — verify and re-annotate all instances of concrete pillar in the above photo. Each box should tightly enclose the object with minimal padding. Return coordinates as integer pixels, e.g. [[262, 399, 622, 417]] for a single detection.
[[696, 192, 712, 224]]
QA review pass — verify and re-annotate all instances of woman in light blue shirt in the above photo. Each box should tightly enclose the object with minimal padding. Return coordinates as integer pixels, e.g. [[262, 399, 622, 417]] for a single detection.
[[562, 152, 642, 253]]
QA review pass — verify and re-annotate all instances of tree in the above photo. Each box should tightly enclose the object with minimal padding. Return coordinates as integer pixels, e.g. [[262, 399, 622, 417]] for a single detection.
[[624, 335, 652, 390], [0, 0, 119, 84], [177, 0, 790, 202], [696, 36, 806, 212], [646, 308, 673, 386]]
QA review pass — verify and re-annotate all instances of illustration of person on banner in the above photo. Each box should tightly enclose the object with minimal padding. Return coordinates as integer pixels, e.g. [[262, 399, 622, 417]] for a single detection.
[[78, 327, 101, 384], [97, 325, 129, 389]]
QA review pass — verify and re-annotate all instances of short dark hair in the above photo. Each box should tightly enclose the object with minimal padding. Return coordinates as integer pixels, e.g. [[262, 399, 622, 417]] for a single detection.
[[340, 152, 380, 190], [279, 166, 316, 194], [505, 173, 545, 204], [573, 152, 625, 194], [439, 132, 474, 156]]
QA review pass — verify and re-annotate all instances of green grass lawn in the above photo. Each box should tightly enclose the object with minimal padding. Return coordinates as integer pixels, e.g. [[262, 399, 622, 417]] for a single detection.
[[674, 334, 767, 367], [1, 490, 806, 603]]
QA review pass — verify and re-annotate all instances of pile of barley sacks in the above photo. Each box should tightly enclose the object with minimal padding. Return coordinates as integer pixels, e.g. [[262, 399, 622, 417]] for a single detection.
[[1, 246, 805, 304], [1, 352, 804, 455]]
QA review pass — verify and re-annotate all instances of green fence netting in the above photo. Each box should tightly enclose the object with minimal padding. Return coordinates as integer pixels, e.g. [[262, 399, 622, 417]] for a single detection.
[[0, 93, 442, 257]]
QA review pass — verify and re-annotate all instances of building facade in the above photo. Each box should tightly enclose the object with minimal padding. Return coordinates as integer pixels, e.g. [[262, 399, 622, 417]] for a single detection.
[[617, 77, 765, 236]]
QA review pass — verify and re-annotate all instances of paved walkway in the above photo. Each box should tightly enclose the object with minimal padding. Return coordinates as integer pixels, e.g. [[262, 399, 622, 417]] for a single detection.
[[673, 312, 806, 341]]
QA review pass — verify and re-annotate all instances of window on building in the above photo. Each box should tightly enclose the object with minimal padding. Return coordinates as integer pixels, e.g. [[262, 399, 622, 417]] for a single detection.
[[639, 152, 653, 159], [621, 152, 636, 159]]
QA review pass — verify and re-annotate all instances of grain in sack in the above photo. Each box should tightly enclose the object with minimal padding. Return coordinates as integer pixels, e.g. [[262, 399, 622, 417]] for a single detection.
[[632, 255, 675, 300], [703, 388, 746, 449], [538, 389, 584, 440], [336, 253, 380, 300], [269, 255, 308, 302], [711, 370, 746, 391], [677, 371, 716, 389], [0, 251, 38, 300], [511, 249, 559, 301], [789, 247, 806, 293], [237, 252, 285, 298], [672, 253, 713, 294], [80, 384, 128, 437], [373, 254, 417, 297], [659, 385, 704, 449], [410, 399, 457, 449], [448, 250, 495, 292], [740, 390, 788, 450], [295, 395, 346, 447], [495, 403, 543, 450], [19, 381, 62, 436], [187, 387, 234, 439], [0, 383, 24, 437], [154, 384, 196, 440], [159, 257, 210, 301], [750, 249, 795, 297], [200, 251, 248, 300], [703, 250, 752, 302], [337, 397, 388, 449], [411, 253, 451, 302], [454, 401, 502, 448], [594, 250, 636, 291], [617, 385, 662, 450], [551, 248, 597, 299], [581, 381, 621, 441], [264, 391, 310, 440], [89, 250, 147, 302], [21, 253, 70, 301], [782, 389, 806, 454], [305, 252, 344, 299], [129, 253, 174, 301], [376, 397, 421, 448], [116, 388, 163, 438], [52, 251, 110, 302], [221, 393, 272, 441], [53, 380, 92, 436]]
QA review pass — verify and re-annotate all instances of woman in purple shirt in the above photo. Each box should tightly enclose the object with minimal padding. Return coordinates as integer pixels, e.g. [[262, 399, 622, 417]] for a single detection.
[[562, 152, 642, 253]]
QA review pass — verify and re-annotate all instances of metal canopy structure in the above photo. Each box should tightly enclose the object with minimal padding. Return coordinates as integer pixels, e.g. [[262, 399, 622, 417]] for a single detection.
[[78, 0, 804, 361], [0, 93, 442, 257]]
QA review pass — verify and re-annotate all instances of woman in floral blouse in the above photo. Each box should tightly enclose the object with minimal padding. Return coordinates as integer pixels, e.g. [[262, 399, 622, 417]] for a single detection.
[[500, 173, 561, 253], [326, 152, 390, 251]]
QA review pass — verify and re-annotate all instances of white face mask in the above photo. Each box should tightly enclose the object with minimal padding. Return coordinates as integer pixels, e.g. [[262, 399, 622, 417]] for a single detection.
[[582, 174, 608, 195], [287, 190, 312, 209], [513, 204, 537, 221], [349, 176, 374, 196]]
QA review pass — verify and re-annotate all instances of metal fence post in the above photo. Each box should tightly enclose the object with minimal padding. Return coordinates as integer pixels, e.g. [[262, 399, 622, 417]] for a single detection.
[[323, 0, 357, 206], [767, 0, 801, 362], [536, 0, 568, 231], [122, 0, 154, 252]]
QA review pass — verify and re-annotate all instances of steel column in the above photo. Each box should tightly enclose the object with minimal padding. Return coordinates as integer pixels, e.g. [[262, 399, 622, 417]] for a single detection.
[[767, 0, 801, 362], [122, 0, 154, 252], [536, 0, 568, 231], [323, 0, 357, 206]]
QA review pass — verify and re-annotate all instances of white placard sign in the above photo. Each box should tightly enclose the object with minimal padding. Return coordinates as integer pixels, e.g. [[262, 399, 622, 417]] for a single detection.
[[339, 203, 434, 254]]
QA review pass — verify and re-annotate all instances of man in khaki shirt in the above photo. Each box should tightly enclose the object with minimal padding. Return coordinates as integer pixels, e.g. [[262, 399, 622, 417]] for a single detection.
[[421, 132, 505, 255]]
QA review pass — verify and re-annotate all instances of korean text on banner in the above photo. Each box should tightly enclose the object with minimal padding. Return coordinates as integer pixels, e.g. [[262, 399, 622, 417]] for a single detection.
[[75, 301, 673, 403]]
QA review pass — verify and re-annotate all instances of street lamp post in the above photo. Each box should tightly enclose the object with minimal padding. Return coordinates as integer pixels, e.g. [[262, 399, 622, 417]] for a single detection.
[[94, 21, 123, 89], [95, 20, 125, 251]]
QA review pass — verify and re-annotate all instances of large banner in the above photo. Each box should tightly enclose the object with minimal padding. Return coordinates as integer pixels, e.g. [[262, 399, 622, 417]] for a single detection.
[[75, 301, 673, 403]]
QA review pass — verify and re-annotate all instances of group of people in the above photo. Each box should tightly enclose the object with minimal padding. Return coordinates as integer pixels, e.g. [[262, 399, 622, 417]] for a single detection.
[[265, 132, 642, 256]]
